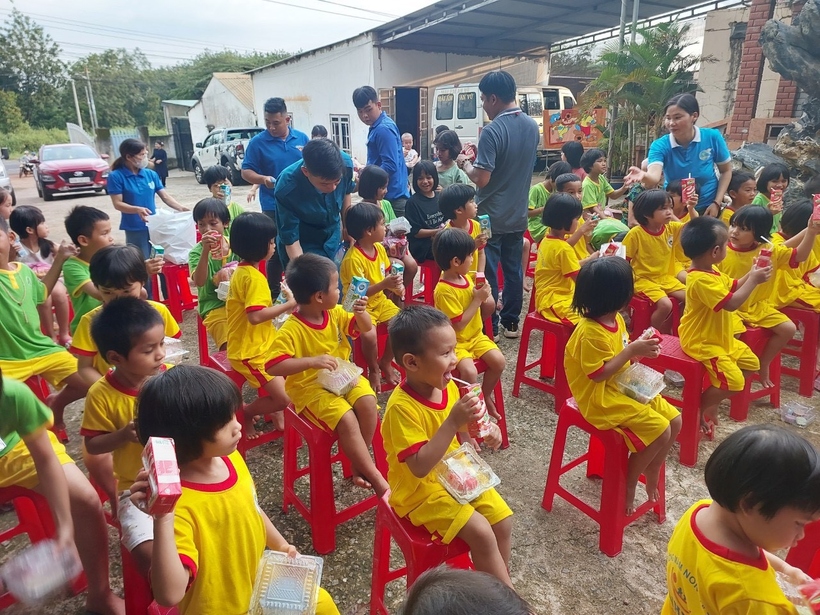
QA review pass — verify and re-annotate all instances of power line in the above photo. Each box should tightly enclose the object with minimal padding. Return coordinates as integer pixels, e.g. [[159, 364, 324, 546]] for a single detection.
[[310, 0, 398, 18], [257, 0, 386, 21]]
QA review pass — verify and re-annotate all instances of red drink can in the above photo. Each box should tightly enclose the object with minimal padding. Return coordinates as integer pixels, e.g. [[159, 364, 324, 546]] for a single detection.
[[458, 383, 493, 438], [475, 272, 486, 288], [141, 437, 182, 515], [769, 188, 783, 213], [757, 247, 772, 269], [681, 177, 696, 202], [603, 243, 619, 257], [812, 194, 820, 221]]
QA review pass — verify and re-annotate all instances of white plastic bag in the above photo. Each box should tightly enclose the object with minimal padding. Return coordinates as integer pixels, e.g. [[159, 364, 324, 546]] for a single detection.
[[147, 208, 196, 265]]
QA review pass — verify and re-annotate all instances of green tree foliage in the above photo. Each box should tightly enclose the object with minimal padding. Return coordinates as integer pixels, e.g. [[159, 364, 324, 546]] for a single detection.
[[550, 46, 601, 78], [0, 90, 26, 132]]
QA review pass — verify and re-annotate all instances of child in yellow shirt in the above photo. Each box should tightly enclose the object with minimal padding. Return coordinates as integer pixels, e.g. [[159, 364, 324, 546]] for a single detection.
[[131, 365, 340, 615], [663, 424, 819, 615], [623, 189, 697, 332], [720, 170, 757, 227], [432, 228, 505, 420], [565, 257, 681, 513], [382, 306, 511, 585], [771, 199, 820, 312], [269, 253, 388, 495], [556, 173, 598, 263], [340, 202, 403, 391]]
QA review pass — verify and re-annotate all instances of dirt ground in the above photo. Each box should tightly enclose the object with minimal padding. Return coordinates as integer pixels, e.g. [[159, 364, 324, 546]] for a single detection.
[[4, 171, 820, 615]]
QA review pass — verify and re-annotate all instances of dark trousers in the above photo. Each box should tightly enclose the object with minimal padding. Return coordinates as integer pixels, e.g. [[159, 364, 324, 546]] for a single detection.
[[483, 231, 524, 333], [262, 210, 284, 298], [389, 197, 408, 218]]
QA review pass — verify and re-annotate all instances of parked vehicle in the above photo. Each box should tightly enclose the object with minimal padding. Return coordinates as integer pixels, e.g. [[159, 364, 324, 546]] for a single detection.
[[33, 144, 110, 202], [19, 152, 35, 178], [191, 127, 264, 185], [0, 159, 17, 206]]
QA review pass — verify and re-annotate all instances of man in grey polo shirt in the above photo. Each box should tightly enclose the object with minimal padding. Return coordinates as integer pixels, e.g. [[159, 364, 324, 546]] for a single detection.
[[457, 70, 539, 338]]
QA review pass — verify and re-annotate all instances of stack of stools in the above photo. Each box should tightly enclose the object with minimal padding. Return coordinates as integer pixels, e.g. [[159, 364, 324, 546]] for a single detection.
[[404, 261, 440, 306], [781, 306, 820, 397], [151, 262, 197, 323], [628, 295, 681, 339], [729, 327, 781, 421]]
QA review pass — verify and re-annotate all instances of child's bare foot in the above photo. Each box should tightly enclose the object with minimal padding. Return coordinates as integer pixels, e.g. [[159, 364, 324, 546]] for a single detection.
[[58, 335, 72, 348], [643, 464, 662, 504], [351, 474, 373, 490], [242, 417, 260, 440], [523, 277, 533, 292], [272, 410, 285, 432], [368, 369, 382, 393], [758, 365, 775, 388], [379, 360, 400, 386], [484, 395, 501, 421], [86, 590, 125, 615], [625, 482, 638, 515]]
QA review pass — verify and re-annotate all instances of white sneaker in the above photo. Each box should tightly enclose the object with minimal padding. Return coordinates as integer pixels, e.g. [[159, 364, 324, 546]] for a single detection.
[[502, 322, 519, 339]]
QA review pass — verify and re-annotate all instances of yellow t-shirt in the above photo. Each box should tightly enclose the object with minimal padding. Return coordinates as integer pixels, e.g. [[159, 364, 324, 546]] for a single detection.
[[772, 232, 820, 307], [679, 269, 740, 360], [622, 222, 683, 280], [570, 236, 591, 261], [434, 276, 482, 346], [269, 306, 358, 410], [70, 300, 180, 376], [717, 243, 797, 314], [663, 500, 798, 615], [382, 381, 461, 516], [720, 206, 738, 227], [534, 236, 579, 324], [340, 243, 394, 321], [226, 263, 277, 365], [445, 219, 483, 275], [174, 451, 266, 615]]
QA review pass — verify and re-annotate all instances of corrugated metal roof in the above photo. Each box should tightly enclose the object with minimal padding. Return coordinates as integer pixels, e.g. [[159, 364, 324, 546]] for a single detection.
[[212, 73, 255, 113]]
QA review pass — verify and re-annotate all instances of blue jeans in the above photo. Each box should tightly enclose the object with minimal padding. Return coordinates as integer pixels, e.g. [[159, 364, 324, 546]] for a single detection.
[[483, 231, 524, 333]]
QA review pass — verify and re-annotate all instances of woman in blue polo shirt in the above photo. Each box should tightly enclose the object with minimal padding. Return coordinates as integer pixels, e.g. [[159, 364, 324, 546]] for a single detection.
[[628, 93, 732, 216]]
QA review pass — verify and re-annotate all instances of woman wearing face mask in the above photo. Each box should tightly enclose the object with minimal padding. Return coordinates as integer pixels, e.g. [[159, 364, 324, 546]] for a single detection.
[[108, 138, 188, 298]]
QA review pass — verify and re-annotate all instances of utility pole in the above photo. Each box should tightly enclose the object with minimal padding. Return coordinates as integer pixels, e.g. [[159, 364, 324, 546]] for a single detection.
[[630, 0, 641, 45], [70, 79, 83, 131], [84, 81, 96, 132], [85, 67, 99, 132], [607, 0, 629, 169]]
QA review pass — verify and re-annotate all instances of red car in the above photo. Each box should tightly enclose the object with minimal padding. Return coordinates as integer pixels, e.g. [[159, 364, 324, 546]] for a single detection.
[[34, 144, 110, 202]]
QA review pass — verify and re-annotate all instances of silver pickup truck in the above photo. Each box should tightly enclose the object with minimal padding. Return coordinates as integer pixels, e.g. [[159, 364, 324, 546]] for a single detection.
[[192, 127, 264, 185]]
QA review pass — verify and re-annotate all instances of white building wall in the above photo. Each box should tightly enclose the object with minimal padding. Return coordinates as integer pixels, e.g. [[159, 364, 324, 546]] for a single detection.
[[201, 78, 257, 132], [187, 102, 209, 146]]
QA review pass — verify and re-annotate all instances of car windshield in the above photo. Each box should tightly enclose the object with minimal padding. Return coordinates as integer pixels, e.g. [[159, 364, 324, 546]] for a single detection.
[[226, 129, 263, 142], [42, 146, 98, 162]]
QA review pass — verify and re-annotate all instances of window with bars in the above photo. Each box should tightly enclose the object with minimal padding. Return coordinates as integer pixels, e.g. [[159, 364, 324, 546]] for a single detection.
[[330, 115, 351, 153]]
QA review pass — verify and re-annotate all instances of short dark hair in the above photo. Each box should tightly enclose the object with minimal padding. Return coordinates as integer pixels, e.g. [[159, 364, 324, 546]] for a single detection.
[[10, 205, 53, 259], [729, 170, 755, 194], [705, 424, 820, 519], [90, 244, 147, 289], [542, 193, 583, 231], [357, 165, 389, 201], [135, 365, 242, 466], [439, 184, 476, 221], [666, 178, 682, 196], [556, 173, 582, 192], [192, 197, 231, 225], [580, 148, 605, 173], [91, 296, 164, 362], [434, 125, 449, 136], [756, 162, 790, 194], [730, 205, 773, 241], [561, 141, 584, 169], [478, 71, 516, 103], [263, 97, 287, 115], [632, 189, 672, 227], [285, 253, 337, 304], [412, 161, 439, 194], [389, 306, 451, 368], [548, 161, 572, 183], [433, 130, 462, 161], [311, 124, 328, 138], [572, 257, 634, 318], [400, 567, 531, 615], [64, 205, 109, 246], [229, 212, 275, 262], [665, 93, 699, 116], [432, 227, 475, 271], [352, 86, 379, 109], [803, 175, 820, 198], [345, 202, 384, 240], [202, 164, 231, 189], [302, 138, 345, 180], [780, 198, 813, 237], [680, 216, 729, 259]]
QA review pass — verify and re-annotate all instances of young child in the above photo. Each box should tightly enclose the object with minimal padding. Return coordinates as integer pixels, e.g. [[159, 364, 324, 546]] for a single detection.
[[440, 184, 488, 280], [382, 306, 511, 584], [772, 200, 820, 313], [752, 162, 790, 234], [432, 228, 505, 419], [63, 205, 114, 334], [623, 189, 697, 332], [406, 161, 443, 263], [189, 198, 240, 351], [80, 297, 167, 575], [402, 132, 420, 177], [10, 205, 72, 346], [556, 173, 598, 263], [721, 170, 757, 226], [561, 140, 586, 179], [202, 164, 246, 222], [340, 202, 403, 390], [663, 424, 820, 614], [0, 217, 93, 437], [130, 366, 340, 615], [0, 186, 11, 221], [679, 217, 771, 430], [565, 257, 681, 512], [528, 161, 572, 244], [270, 253, 387, 494], [717, 206, 817, 387], [225, 212, 294, 435], [580, 148, 630, 218], [666, 179, 701, 275], [0, 370, 125, 615], [624, 159, 650, 228], [433, 130, 471, 188]]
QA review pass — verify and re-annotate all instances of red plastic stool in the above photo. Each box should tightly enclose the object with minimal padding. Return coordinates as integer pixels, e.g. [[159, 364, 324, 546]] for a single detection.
[[196, 313, 210, 366], [627, 295, 681, 340], [0, 486, 87, 609], [282, 406, 386, 554], [151, 262, 197, 323], [120, 544, 179, 615], [405, 261, 440, 306], [786, 519, 820, 577], [370, 491, 473, 615], [729, 327, 781, 421], [524, 230, 537, 281], [641, 335, 710, 467], [352, 322, 402, 394], [781, 306, 819, 398], [541, 398, 665, 557], [454, 358, 509, 449]]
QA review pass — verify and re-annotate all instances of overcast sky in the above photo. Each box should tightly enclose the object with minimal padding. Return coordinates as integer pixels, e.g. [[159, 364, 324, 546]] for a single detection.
[[0, 0, 437, 67]]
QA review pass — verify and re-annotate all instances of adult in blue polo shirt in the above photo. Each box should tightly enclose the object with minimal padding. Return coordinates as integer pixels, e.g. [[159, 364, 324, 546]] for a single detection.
[[108, 138, 188, 299], [629, 93, 732, 216], [274, 139, 354, 268], [352, 86, 410, 217], [242, 97, 309, 296]]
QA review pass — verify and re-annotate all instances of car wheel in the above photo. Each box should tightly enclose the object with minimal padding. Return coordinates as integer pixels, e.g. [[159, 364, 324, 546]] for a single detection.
[[10, 188, 16, 207], [42, 184, 54, 201], [225, 161, 243, 186], [95, 188, 104, 193], [193, 161, 205, 184], [36, 180, 43, 198]]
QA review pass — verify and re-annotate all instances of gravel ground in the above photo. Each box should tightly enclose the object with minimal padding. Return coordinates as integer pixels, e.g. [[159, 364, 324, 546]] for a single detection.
[[3, 171, 820, 614]]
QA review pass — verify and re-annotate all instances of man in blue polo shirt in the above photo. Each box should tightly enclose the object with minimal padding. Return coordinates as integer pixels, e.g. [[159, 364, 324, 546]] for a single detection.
[[242, 97, 309, 296], [352, 86, 410, 217]]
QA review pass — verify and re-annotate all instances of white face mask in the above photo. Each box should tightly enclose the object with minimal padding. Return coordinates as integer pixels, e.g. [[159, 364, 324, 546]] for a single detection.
[[137, 157, 149, 169]]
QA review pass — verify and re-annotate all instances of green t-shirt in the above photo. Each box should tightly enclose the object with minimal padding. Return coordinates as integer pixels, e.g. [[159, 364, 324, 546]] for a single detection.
[[437, 164, 472, 189], [379, 199, 396, 224], [581, 175, 614, 209], [751, 192, 781, 235], [188, 242, 240, 317], [0, 263, 64, 361], [0, 376, 53, 460], [62, 256, 101, 334], [228, 201, 245, 224], [527, 183, 550, 243]]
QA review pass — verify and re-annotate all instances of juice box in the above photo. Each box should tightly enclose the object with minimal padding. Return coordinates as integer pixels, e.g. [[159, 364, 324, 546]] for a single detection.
[[141, 437, 182, 516], [456, 381, 494, 439], [603, 242, 619, 257], [342, 276, 369, 311], [769, 188, 783, 213], [475, 272, 486, 288], [477, 214, 492, 238], [812, 194, 820, 221], [756, 247, 772, 269], [639, 327, 662, 342], [221, 182, 231, 206], [390, 261, 404, 277], [681, 177, 696, 202]]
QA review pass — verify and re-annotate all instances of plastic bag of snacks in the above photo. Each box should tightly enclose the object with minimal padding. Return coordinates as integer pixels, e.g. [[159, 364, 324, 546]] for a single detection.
[[163, 337, 189, 365], [386, 217, 412, 236], [249, 551, 324, 615], [384, 234, 408, 259], [316, 358, 363, 396], [435, 442, 501, 504], [216, 280, 231, 301], [616, 363, 665, 404], [0, 540, 82, 605]]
